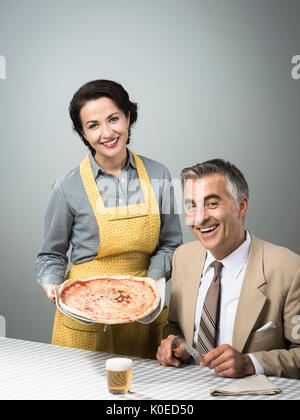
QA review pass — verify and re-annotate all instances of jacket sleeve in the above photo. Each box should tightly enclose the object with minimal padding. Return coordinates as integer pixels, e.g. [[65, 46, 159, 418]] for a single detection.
[[147, 168, 183, 281], [253, 268, 300, 379]]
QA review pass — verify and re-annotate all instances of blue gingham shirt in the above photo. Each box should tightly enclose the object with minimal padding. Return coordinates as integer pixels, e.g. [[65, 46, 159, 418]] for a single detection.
[[36, 150, 183, 286]]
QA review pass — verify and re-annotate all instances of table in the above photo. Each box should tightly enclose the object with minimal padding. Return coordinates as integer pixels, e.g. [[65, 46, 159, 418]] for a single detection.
[[0, 338, 299, 400]]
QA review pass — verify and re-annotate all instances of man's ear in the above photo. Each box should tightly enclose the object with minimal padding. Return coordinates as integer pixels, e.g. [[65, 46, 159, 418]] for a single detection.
[[239, 197, 248, 219]]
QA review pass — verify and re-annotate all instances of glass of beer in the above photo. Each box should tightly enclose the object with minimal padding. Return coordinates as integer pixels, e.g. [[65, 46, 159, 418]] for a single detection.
[[106, 358, 133, 394]]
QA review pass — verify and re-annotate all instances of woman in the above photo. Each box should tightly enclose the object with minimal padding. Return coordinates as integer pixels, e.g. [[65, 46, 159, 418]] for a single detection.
[[36, 79, 182, 359]]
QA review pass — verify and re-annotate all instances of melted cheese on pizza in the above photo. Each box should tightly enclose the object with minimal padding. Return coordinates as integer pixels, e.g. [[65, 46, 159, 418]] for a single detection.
[[60, 278, 157, 322]]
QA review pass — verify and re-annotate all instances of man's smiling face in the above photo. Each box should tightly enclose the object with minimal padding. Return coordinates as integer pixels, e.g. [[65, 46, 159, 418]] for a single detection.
[[183, 173, 248, 260]]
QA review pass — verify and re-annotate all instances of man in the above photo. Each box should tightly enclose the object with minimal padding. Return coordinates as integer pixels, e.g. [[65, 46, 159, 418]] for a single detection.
[[156, 159, 300, 378]]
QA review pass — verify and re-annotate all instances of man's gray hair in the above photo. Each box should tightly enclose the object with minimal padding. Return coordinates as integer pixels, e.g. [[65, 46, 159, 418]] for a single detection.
[[181, 159, 249, 203]]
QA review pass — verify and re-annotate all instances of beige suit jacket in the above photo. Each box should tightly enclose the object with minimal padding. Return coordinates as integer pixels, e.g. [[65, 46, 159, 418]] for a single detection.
[[164, 234, 300, 378]]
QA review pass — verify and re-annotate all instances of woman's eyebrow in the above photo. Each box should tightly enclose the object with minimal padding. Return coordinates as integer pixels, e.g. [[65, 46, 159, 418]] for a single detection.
[[107, 112, 120, 119], [86, 112, 120, 125]]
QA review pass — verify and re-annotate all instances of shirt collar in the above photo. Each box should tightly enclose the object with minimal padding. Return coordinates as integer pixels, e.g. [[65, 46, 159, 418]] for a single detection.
[[202, 230, 251, 278], [88, 148, 136, 179]]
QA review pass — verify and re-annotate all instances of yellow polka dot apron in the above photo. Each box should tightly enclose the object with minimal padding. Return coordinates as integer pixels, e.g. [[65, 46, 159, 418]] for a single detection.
[[51, 151, 168, 359]]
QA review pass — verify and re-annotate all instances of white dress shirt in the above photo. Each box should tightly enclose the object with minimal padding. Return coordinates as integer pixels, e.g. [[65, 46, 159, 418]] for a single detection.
[[193, 230, 263, 375]]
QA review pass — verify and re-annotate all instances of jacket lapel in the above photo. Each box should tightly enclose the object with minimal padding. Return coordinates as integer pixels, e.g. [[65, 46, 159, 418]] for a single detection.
[[185, 242, 207, 345], [232, 235, 267, 352]]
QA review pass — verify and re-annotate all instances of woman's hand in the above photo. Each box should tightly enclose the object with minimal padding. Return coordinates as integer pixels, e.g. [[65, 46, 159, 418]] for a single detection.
[[43, 283, 57, 304]]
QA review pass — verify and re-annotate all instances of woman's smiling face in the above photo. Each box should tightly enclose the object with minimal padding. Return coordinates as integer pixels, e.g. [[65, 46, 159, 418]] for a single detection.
[[183, 173, 248, 259], [80, 96, 130, 163]]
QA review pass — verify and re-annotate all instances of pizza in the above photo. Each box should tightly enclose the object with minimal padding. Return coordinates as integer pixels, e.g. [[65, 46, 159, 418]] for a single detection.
[[58, 275, 160, 324]]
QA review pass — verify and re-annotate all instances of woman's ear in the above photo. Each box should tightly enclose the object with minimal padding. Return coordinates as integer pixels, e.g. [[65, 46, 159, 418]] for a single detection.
[[127, 111, 130, 128]]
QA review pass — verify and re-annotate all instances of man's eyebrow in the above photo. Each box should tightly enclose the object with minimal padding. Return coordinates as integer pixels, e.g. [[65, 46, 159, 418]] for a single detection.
[[204, 194, 221, 201], [184, 194, 220, 204]]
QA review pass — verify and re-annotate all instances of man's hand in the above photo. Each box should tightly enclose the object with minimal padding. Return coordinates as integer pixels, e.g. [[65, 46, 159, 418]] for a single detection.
[[156, 335, 190, 367], [200, 344, 255, 378]]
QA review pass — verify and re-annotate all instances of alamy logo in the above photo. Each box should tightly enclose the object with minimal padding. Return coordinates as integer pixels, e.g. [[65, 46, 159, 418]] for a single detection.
[[0, 55, 6, 80], [291, 55, 300, 80], [291, 315, 300, 340]]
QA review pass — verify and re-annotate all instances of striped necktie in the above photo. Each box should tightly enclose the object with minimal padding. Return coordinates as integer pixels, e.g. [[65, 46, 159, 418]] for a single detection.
[[196, 260, 223, 354]]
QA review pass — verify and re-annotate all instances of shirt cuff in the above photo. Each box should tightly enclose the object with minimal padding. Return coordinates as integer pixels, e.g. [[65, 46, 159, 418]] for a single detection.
[[37, 273, 65, 287], [147, 267, 166, 280], [247, 353, 264, 375]]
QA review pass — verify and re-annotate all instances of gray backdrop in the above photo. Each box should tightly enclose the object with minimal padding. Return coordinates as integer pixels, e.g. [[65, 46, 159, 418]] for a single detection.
[[0, 0, 299, 344]]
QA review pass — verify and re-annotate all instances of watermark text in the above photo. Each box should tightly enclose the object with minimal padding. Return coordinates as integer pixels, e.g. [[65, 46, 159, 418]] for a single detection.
[[0, 55, 6, 80], [292, 315, 300, 340], [291, 55, 300, 80]]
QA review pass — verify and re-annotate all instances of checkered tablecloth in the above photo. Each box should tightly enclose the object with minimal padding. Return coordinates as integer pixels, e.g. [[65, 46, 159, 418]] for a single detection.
[[0, 338, 299, 400]]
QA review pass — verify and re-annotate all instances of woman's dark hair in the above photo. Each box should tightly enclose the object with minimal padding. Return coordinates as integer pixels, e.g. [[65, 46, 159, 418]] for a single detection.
[[69, 80, 138, 154]]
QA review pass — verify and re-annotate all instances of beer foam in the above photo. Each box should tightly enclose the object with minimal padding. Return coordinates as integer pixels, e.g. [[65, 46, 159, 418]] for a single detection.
[[106, 358, 133, 371]]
